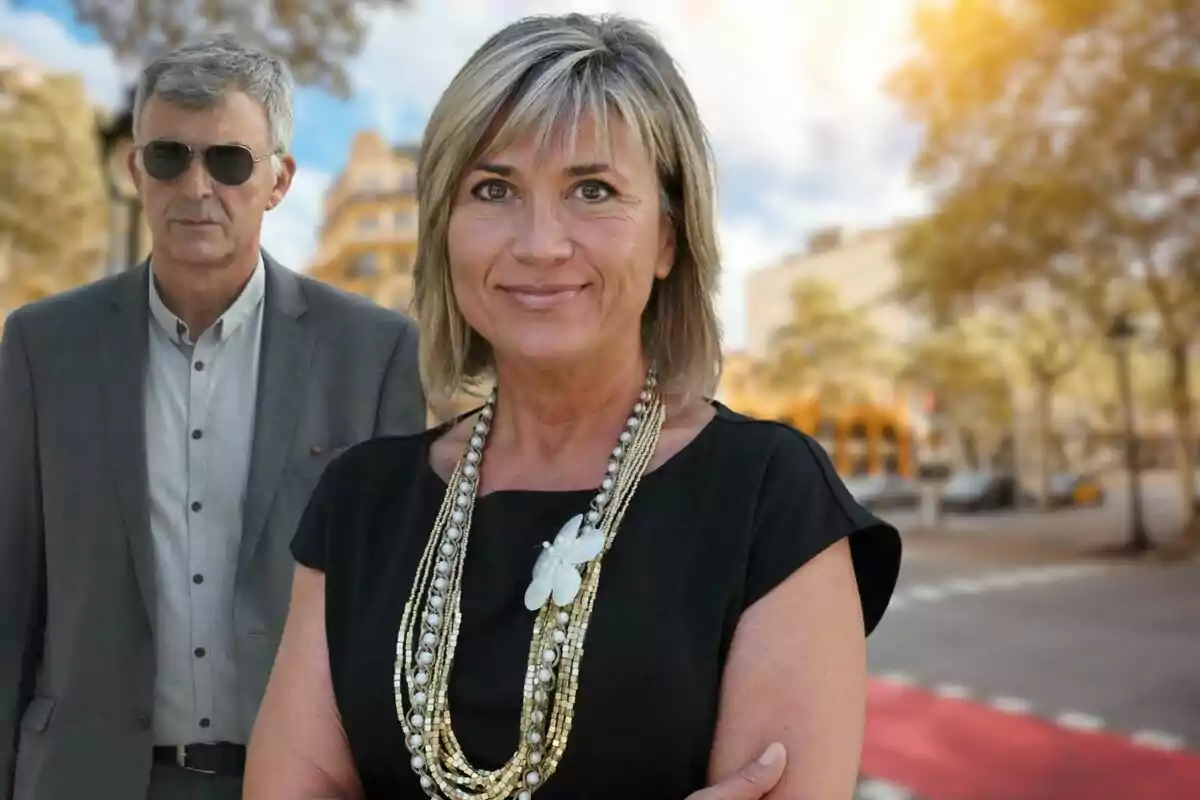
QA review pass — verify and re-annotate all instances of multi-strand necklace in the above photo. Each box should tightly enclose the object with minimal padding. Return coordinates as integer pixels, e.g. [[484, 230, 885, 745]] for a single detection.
[[395, 369, 665, 799]]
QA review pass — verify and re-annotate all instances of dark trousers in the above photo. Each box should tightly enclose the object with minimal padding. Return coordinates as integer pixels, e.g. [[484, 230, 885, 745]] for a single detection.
[[146, 762, 243, 800]]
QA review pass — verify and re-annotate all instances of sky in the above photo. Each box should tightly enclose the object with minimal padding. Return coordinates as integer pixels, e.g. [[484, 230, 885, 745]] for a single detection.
[[1, 0, 928, 349]]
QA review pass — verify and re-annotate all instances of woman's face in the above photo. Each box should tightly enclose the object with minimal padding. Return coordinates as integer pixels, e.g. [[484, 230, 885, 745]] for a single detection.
[[447, 113, 675, 371]]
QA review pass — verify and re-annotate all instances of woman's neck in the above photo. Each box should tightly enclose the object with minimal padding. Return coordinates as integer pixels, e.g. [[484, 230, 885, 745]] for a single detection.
[[487, 352, 651, 468]]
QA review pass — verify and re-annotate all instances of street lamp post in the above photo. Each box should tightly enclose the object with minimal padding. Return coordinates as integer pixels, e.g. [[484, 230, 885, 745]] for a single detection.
[[96, 87, 141, 273], [1107, 312, 1152, 553]]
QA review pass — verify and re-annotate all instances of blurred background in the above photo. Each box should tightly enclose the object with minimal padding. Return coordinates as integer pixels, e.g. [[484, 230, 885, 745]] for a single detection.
[[2, 0, 1197, 797]]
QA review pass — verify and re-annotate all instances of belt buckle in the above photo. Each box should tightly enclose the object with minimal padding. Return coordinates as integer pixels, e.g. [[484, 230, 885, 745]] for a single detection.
[[175, 745, 216, 775]]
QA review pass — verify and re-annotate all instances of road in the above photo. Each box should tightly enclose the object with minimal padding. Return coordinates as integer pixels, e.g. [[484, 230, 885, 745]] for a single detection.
[[852, 476, 1200, 799]]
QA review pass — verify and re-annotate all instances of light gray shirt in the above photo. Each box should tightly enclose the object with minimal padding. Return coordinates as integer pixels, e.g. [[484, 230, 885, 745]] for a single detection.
[[143, 257, 265, 745]]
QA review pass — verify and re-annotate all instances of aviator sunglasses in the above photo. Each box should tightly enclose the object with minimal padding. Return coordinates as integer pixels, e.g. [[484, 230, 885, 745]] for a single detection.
[[140, 140, 273, 187]]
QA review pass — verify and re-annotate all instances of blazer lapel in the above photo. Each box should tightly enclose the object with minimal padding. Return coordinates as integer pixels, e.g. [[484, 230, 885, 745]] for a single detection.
[[98, 262, 155, 621], [240, 255, 313, 573]]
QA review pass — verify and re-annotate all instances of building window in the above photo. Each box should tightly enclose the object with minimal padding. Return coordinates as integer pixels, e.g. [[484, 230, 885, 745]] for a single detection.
[[396, 167, 416, 192], [358, 216, 378, 233], [394, 210, 417, 235], [347, 252, 378, 279]]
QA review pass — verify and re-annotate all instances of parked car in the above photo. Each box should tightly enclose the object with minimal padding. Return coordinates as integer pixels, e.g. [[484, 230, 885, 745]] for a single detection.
[[940, 471, 1021, 513], [844, 473, 922, 512], [1047, 472, 1106, 508]]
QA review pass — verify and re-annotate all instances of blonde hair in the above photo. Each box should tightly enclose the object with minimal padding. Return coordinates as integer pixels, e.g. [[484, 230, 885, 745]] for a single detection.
[[413, 13, 723, 415]]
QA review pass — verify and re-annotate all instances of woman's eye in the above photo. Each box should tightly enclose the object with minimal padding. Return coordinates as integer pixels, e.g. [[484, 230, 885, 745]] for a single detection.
[[573, 180, 614, 202], [471, 179, 511, 201]]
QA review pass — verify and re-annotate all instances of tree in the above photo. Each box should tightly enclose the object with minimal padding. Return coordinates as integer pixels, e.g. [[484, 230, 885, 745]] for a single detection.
[[898, 315, 1013, 471], [888, 0, 1200, 534], [0, 61, 108, 316], [975, 288, 1092, 506], [758, 277, 886, 410], [63, 0, 415, 95]]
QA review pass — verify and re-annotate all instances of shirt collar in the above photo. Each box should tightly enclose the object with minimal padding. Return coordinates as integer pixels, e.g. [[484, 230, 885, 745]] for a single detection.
[[148, 253, 267, 346]]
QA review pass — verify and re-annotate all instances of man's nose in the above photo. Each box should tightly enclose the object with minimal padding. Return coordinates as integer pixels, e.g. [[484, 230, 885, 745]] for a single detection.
[[176, 154, 215, 199]]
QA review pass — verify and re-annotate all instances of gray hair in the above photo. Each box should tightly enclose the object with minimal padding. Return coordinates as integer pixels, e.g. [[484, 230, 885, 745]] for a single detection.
[[414, 13, 724, 415], [133, 35, 294, 158]]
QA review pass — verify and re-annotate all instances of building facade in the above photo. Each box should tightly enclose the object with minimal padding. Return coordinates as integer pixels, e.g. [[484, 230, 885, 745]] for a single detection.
[[307, 131, 489, 422], [720, 229, 925, 477], [307, 131, 420, 313]]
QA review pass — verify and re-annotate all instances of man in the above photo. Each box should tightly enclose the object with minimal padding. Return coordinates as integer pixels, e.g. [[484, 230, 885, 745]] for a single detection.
[[0, 38, 426, 799]]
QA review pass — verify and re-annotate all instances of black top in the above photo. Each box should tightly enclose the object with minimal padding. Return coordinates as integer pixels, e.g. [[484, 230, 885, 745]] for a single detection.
[[292, 402, 901, 799]]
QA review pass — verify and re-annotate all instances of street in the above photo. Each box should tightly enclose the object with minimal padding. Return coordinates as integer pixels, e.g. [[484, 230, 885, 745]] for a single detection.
[[853, 474, 1200, 799]]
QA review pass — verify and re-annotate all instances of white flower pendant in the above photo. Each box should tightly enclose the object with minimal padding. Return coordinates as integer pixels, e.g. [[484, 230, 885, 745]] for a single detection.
[[524, 513, 607, 611]]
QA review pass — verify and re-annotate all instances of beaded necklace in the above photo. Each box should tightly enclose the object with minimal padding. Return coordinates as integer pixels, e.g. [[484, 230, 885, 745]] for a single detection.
[[395, 370, 665, 799]]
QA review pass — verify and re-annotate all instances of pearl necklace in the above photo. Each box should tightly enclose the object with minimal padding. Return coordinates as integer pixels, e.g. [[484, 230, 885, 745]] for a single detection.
[[395, 370, 665, 799]]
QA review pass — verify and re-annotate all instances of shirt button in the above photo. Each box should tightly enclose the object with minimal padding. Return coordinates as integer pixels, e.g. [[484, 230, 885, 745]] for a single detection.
[[194, 647, 207, 658], [199, 718, 211, 729], [194, 361, 205, 372], [191, 501, 202, 512], [134, 712, 151, 730], [191, 429, 203, 440], [192, 573, 204, 584]]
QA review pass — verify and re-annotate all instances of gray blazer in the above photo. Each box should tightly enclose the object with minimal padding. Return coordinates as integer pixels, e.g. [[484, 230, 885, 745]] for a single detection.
[[0, 256, 427, 800]]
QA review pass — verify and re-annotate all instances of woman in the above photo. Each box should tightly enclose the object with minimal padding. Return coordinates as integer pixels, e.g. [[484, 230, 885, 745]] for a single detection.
[[245, 13, 901, 800]]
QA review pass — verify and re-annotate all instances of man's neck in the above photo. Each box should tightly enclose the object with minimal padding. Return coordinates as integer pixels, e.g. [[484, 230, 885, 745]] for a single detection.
[[150, 251, 260, 336]]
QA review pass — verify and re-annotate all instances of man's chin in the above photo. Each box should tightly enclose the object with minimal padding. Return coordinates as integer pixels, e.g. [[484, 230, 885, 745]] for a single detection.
[[165, 243, 236, 268]]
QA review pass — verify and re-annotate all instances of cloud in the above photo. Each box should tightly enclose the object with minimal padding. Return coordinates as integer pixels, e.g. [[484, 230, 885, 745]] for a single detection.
[[262, 167, 333, 270], [0, 0, 125, 111]]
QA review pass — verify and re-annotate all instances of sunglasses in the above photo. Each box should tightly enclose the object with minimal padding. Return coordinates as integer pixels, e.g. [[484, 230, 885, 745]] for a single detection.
[[140, 140, 273, 187]]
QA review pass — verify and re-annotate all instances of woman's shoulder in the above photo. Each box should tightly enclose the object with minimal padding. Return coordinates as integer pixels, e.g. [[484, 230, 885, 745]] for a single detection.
[[704, 401, 833, 478], [328, 407, 483, 483]]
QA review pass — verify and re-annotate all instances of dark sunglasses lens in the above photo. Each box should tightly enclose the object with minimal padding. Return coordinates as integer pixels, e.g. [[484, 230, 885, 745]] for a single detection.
[[204, 145, 256, 186], [142, 141, 192, 181]]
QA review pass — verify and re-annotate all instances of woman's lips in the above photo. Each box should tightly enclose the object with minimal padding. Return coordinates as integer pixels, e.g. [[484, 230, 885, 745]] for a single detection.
[[500, 284, 587, 310]]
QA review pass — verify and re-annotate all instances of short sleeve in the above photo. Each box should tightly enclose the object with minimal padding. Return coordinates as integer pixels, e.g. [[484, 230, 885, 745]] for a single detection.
[[744, 429, 902, 635], [290, 455, 343, 572]]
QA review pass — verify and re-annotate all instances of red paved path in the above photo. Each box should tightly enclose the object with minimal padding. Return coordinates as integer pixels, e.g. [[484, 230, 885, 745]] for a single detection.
[[864, 679, 1200, 799]]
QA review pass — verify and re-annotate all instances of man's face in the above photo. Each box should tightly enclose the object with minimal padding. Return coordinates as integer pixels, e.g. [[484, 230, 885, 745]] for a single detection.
[[129, 90, 295, 268]]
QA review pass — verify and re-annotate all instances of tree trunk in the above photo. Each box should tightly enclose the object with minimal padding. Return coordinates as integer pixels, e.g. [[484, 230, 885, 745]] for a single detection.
[[1166, 342, 1199, 538], [1035, 377, 1054, 511]]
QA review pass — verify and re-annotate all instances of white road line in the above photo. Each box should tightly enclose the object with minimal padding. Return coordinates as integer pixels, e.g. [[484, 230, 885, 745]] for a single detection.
[[872, 674, 1189, 755], [878, 671, 916, 686], [989, 696, 1033, 714], [908, 584, 945, 601], [856, 779, 915, 800], [934, 683, 970, 700], [1056, 711, 1105, 732], [888, 562, 1111, 612], [1131, 730, 1185, 751]]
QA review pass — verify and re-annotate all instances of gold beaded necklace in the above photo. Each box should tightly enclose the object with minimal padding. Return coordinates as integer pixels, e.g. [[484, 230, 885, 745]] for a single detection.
[[395, 371, 666, 799]]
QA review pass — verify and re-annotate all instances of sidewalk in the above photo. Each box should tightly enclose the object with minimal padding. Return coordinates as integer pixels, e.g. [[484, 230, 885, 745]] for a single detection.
[[898, 520, 1197, 564]]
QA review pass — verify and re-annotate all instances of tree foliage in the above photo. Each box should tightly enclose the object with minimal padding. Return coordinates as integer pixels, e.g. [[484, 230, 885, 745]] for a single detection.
[[890, 0, 1199, 330], [0, 62, 108, 314], [68, 0, 415, 95], [758, 277, 887, 408]]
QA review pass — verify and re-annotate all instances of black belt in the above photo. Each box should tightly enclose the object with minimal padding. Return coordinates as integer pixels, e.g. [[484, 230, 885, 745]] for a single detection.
[[152, 743, 246, 776]]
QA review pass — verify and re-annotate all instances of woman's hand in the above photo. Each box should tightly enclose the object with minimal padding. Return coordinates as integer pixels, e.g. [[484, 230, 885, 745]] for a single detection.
[[685, 743, 786, 800]]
